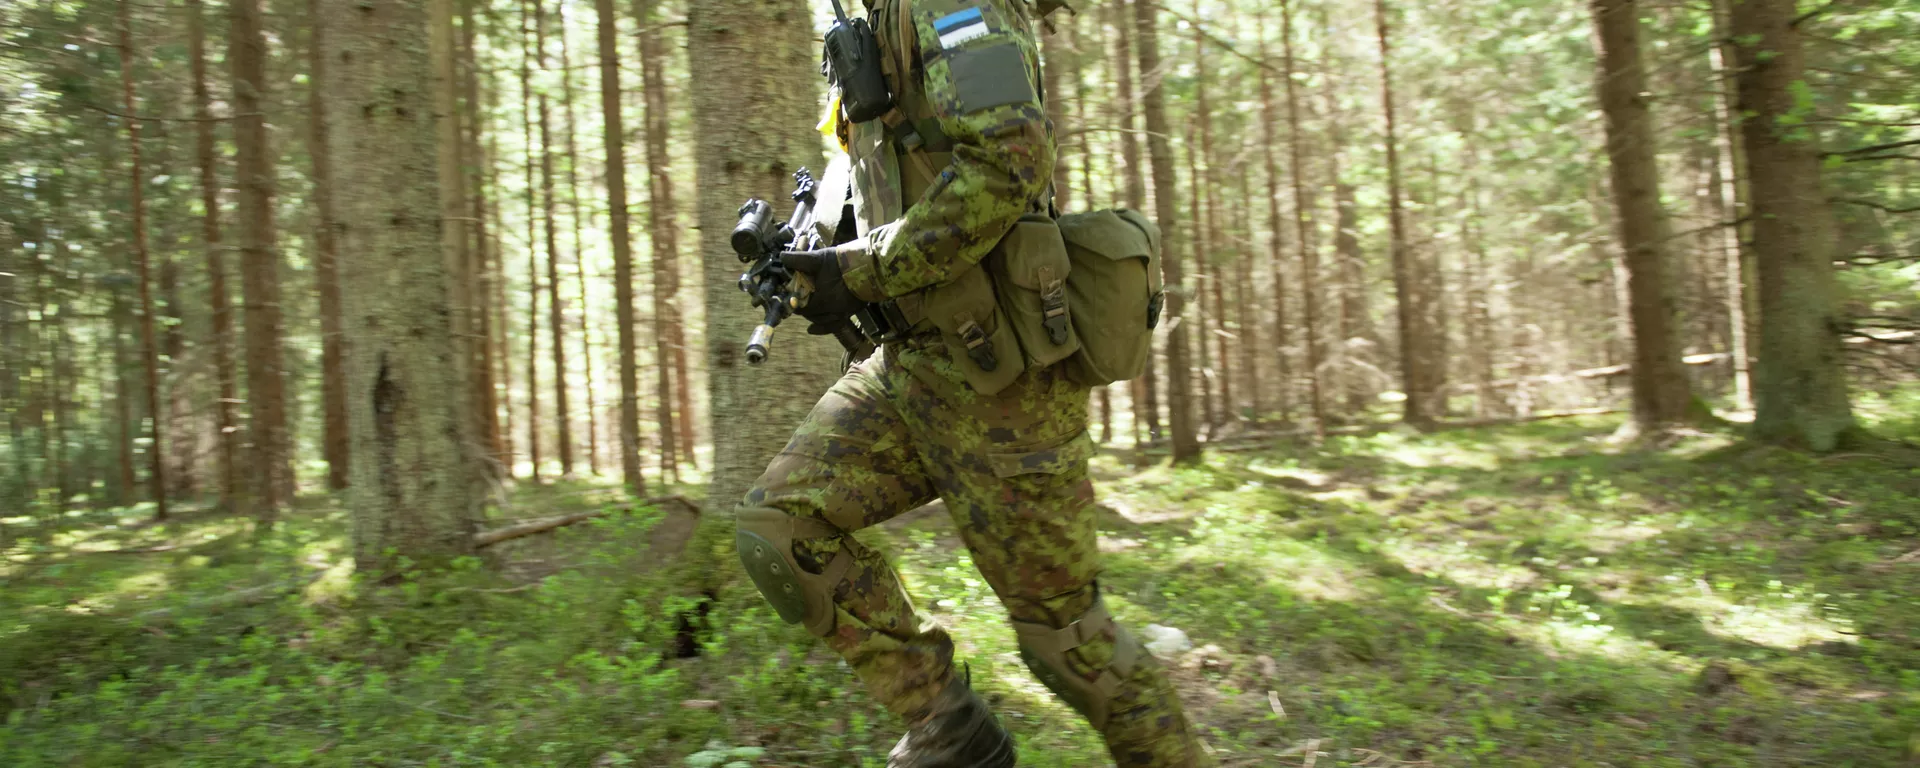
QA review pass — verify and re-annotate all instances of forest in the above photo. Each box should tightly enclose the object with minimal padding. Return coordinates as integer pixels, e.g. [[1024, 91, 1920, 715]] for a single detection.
[[1, 0, 1918, 763]]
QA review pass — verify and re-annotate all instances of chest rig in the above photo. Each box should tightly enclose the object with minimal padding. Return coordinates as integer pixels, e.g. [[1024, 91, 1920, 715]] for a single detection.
[[831, 0, 1086, 396]]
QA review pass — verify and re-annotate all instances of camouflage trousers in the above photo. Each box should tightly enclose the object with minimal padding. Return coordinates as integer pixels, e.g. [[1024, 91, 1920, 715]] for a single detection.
[[741, 335, 1206, 767]]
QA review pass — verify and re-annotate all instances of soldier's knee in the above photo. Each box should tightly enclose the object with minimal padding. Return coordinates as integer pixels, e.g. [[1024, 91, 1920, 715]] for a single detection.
[[735, 506, 850, 637], [1011, 588, 1142, 729]]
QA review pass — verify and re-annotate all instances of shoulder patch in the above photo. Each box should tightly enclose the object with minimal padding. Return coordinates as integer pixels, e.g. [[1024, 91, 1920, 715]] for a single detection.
[[933, 6, 991, 48], [949, 42, 1035, 114]]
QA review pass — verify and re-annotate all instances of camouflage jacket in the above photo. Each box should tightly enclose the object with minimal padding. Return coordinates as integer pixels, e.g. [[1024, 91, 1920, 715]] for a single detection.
[[837, 0, 1055, 304]]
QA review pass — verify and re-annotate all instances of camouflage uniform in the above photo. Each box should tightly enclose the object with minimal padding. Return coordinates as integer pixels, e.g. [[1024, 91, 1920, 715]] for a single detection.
[[736, 0, 1204, 765]]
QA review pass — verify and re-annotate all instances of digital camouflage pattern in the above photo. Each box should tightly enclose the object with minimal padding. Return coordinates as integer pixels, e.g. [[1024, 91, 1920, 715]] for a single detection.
[[838, 0, 1054, 304], [742, 337, 1206, 767], [741, 0, 1206, 763]]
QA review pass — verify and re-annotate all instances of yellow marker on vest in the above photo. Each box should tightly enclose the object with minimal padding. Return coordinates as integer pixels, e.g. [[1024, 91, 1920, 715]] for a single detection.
[[818, 92, 848, 152]]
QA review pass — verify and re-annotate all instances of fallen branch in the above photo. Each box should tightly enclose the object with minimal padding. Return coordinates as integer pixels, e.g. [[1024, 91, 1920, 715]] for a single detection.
[[471, 495, 699, 549]]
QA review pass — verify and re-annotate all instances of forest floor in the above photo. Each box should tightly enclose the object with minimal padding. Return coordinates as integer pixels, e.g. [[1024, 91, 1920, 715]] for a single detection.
[[3, 413, 1920, 767]]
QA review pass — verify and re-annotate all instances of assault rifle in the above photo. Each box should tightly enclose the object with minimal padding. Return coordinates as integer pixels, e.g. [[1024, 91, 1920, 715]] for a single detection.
[[731, 168, 895, 365]]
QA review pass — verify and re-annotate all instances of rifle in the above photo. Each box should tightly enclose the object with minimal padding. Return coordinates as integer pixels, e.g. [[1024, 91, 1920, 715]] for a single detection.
[[731, 168, 893, 365]]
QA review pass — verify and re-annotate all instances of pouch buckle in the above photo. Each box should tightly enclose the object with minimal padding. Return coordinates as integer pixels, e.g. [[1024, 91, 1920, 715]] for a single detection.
[[1039, 267, 1069, 345], [956, 315, 999, 372]]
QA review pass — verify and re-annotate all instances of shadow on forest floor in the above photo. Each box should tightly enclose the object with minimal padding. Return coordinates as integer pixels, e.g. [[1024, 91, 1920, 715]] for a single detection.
[[2, 417, 1918, 767]]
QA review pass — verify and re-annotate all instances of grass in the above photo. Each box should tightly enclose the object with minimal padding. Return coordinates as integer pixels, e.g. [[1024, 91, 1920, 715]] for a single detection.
[[2, 416, 1918, 767]]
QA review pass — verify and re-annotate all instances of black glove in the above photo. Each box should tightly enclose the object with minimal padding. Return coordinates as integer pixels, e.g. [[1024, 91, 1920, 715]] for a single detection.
[[781, 246, 864, 334]]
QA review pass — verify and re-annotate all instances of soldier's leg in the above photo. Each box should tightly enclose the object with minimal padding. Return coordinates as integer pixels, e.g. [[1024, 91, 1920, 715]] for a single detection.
[[900, 360, 1207, 767], [735, 349, 958, 720]]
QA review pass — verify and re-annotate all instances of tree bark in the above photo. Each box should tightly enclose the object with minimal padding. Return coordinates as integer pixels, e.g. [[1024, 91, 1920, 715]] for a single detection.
[[1186, 123, 1215, 433], [556, 5, 599, 476], [1706, 0, 1752, 411], [1193, 13, 1229, 428], [1590, 0, 1696, 434], [519, 0, 543, 482], [1134, 0, 1198, 460], [118, 0, 167, 521], [328, 0, 482, 573], [638, 0, 682, 483], [461, 0, 507, 467], [687, 0, 838, 522], [431, 0, 478, 486], [232, 0, 294, 517], [533, 0, 572, 477], [1281, 0, 1323, 438], [311, 0, 352, 491], [1256, 14, 1291, 424], [1373, 0, 1435, 430], [595, 0, 646, 495], [1730, 0, 1859, 450], [1043, 13, 1071, 213]]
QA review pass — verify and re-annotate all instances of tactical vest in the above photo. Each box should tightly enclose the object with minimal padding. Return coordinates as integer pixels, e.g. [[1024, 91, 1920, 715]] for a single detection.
[[843, 0, 1163, 395]]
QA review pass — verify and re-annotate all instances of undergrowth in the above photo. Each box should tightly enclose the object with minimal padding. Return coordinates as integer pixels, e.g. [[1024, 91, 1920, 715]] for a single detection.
[[2, 417, 1917, 766]]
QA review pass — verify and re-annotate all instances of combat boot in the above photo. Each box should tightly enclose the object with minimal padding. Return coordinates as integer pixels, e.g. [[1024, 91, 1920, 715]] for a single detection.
[[887, 670, 1017, 768]]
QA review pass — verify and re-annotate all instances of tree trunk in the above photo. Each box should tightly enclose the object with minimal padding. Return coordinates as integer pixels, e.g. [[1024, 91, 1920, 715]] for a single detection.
[[1186, 124, 1215, 433], [1192, 11, 1229, 429], [1111, 0, 1156, 443], [1043, 14, 1070, 212], [111, 276, 134, 505], [487, 69, 517, 470], [1281, 0, 1322, 437], [1256, 15, 1291, 424], [1331, 130, 1371, 415], [328, 0, 483, 573], [1373, 0, 1434, 430], [436, 0, 478, 472], [118, 0, 167, 521], [1, 236, 23, 508], [556, 6, 599, 476], [595, 0, 646, 495], [1135, 0, 1198, 460], [533, 0, 572, 477], [687, 0, 839, 523], [461, 0, 507, 467], [1706, 0, 1752, 412], [1590, 0, 1696, 434], [232, 0, 294, 517], [638, 0, 681, 483], [1729, 0, 1859, 451], [311, 0, 352, 491], [519, 0, 543, 483]]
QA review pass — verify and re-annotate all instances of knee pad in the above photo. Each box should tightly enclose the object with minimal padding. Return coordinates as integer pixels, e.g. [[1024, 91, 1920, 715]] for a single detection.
[[1012, 591, 1142, 729], [735, 506, 852, 637]]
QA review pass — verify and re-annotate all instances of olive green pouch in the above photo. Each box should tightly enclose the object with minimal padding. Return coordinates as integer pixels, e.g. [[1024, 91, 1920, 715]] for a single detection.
[[1057, 209, 1164, 387], [985, 212, 1082, 373], [913, 265, 1024, 396]]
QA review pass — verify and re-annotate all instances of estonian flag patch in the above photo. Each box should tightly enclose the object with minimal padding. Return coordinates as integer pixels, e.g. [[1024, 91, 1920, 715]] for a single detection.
[[933, 7, 990, 49]]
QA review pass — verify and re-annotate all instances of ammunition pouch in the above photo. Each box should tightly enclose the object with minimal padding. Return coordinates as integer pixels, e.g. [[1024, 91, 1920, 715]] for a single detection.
[[1056, 209, 1164, 387], [984, 213, 1081, 372]]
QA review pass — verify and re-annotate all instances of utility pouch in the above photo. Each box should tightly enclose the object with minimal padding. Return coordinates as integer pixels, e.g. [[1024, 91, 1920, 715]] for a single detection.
[[915, 265, 1023, 396], [985, 213, 1081, 372], [1058, 209, 1164, 387]]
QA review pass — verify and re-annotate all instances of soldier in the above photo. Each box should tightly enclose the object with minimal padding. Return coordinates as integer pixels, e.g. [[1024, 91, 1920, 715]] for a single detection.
[[732, 0, 1206, 765]]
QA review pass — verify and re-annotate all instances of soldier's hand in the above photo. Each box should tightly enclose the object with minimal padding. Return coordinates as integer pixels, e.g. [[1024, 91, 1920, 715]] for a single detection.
[[781, 243, 864, 326]]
